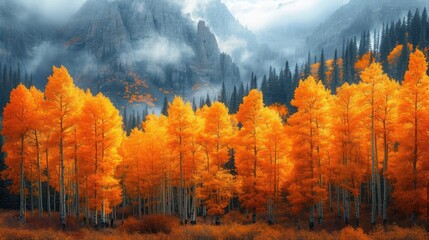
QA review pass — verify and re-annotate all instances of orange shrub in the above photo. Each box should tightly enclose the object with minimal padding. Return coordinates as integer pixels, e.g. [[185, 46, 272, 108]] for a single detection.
[[119, 215, 177, 234], [371, 225, 429, 240], [339, 226, 370, 240]]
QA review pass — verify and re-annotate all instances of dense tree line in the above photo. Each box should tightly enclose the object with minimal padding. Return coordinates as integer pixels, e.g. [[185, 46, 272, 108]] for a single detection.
[[2, 48, 429, 230], [1, 6, 429, 231]]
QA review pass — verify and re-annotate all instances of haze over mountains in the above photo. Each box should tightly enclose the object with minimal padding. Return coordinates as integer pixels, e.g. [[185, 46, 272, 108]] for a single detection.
[[0, 0, 427, 111]]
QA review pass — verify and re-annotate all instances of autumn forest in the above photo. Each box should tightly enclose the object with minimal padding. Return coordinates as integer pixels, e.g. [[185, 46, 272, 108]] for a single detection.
[[2, 2, 429, 239], [1, 46, 429, 233]]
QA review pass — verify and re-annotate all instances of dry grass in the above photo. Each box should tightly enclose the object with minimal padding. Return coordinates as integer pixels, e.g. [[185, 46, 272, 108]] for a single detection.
[[0, 210, 427, 240]]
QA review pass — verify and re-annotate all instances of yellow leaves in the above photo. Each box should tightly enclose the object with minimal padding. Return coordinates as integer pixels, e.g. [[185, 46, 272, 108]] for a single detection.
[[123, 72, 157, 106], [2, 84, 37, 138], [267, 103, 288, 122], [287, 75, 332, 210], [291, 76, 331, 112], [354, 52, 372, 72], [311, 63, 320, 79], [404, 49, 429, 85], [192, 82, 209, 91], [388, 45, 403, 65]]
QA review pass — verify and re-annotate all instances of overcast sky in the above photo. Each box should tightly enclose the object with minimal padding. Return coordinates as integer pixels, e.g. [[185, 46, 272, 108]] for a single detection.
[[223, 0, 349, 32], [16, 0, 349, 31]]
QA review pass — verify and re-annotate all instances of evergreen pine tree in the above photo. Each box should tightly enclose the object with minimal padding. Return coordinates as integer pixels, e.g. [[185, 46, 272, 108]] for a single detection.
[[332, 49, 340, 93], [192, 97, 197, 112], [304, 52, 311, 78], [238, 82, 245, 105], [200, 97, 205, 109], [318, 49, 326, 85], [219, 81, 227, 104], [397, 36, 410, 82], [123, 106, 128, 133], [420, 8, 428, 48], [205, 93, 212, 107], [229, 86, 238, 114], [162, 96, 168, 116], [250, 72, 258, 90], [260, 75, 268, 103], [410, 9, 421, 48]]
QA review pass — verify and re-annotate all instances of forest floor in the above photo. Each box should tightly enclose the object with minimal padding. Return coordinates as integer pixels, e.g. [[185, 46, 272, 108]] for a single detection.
[[0, 210, 428, 240]]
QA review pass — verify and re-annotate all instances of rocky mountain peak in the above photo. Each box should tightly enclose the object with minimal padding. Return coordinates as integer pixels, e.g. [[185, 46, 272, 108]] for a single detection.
[[196, 20, 220, 67]]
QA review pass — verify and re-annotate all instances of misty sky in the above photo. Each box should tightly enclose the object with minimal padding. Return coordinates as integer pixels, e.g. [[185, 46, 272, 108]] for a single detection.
[[223, 0, 349, 32], [16, 0, 349, 31]]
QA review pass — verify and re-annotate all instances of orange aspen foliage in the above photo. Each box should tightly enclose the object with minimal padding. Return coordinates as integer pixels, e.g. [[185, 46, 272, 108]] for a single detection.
[[331, 83, 367, 224], [260, 107, 290, 223], [355, 52, 372, 73], [388, 45, 404, 65], [120, 128, 145, 216], [197, 102, 236, 218], [27, 86, 47, 217], [141, 114, 169, 214], [167, 96, 195, 224], [2, 84, 38, 222], [287, 76, 332, 227], [311, 63, 320, 79], [78, 93, 123, 222], [359, 62, 387, 224], [267, 103, 288, 122], [45, 66, 81, 226], [198, 102, 234, 172], [390, 49, 429, 221], [234, 89, 271, 221], [197, 169, 235, 217]]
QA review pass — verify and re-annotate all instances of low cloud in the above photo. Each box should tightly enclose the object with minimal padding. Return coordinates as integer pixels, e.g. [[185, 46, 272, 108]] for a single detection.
[[135, 36, 194, 64], [15, 0, 87, 23], [217, 36, 248, 57], [119, 35, 195, 77]]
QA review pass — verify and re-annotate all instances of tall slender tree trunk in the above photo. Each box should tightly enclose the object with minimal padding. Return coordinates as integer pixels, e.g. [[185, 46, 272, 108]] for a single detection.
[[53, 190, 56, 213], [337, 186, 341, 219], [179, 149, 184, 224], [162, 173, 166, 214], [60, 119, 66, 229], [426, 182, 429, 225], [19, 136, 26, 223], [192, 185, 197, 224], [411, 100, 418, 224], [329, 183, 333, 211], [355, 193, 360, 227], [35, 132, 43, 218], [382, 122, 388, 225], [101, 199, 105, 227], [74, 138, 79, 226], [121, 182, 125, 223], [309, 205, 315, 230], [46, 148, 51, 220], [138, 190, 142, 218], [30, 163, 34, 217], [375, 137, 382, 217], [344, 189, 350, 225], [371, 101, 376, 226]]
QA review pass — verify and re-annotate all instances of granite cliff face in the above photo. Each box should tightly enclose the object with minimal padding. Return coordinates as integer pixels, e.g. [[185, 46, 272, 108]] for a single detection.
[[61, 0, 240, 88], [196, 21, 220, 67], [193, 21, 240, 85], [0, 0, 241, 106]]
